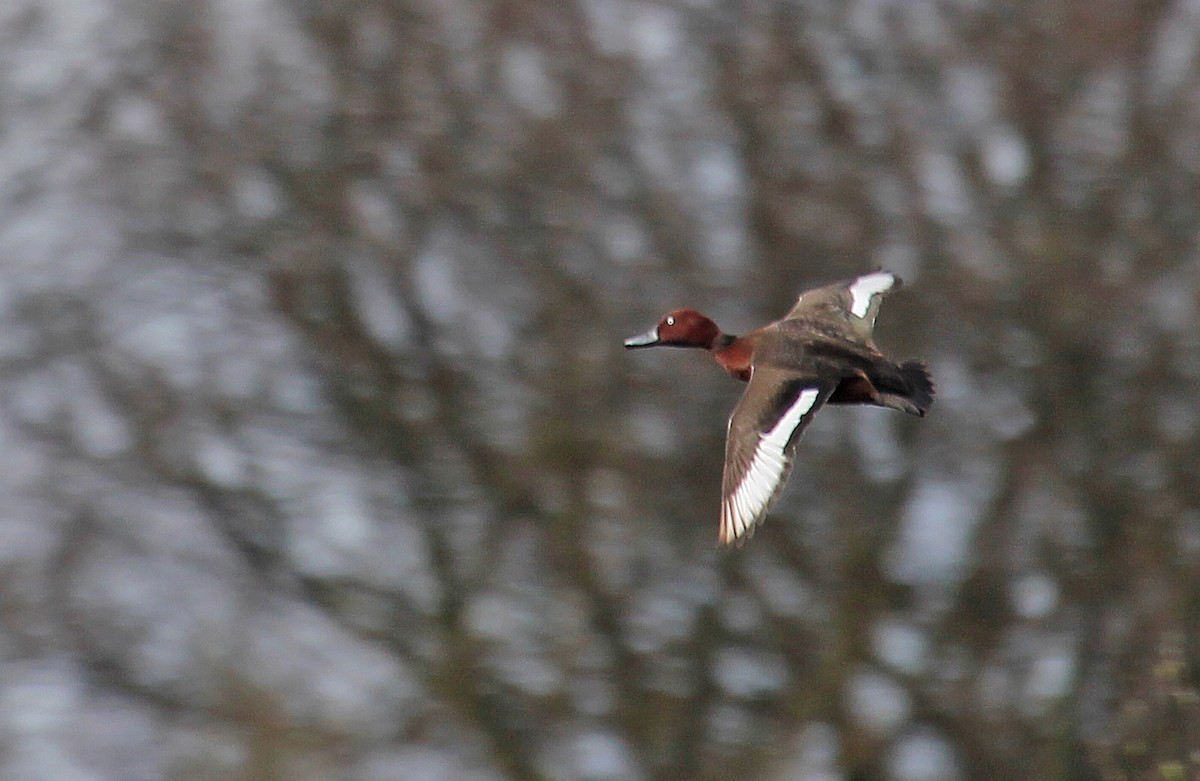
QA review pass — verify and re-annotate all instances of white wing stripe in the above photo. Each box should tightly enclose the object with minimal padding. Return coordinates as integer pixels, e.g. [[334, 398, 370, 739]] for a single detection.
[[848, 272, 895, 318], [761, 387, 819, 457], [725, 388, 820, 536]]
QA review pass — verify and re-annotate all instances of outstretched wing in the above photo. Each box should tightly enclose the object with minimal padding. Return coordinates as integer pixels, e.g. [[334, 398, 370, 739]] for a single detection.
[[718, 367, 834, 546], [784, 270, 901, 343]]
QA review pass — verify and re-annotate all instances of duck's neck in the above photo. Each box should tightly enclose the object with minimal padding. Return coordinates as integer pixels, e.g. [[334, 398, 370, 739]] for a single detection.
[[712, 334, 752, 382], [712, 333, 737, 351]]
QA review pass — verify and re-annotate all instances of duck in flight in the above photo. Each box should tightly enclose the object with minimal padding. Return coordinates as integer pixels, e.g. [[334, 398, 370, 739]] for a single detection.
[[625, 271, 934, 546]]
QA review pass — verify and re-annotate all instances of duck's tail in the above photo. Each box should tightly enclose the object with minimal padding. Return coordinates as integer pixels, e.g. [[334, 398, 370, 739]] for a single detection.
[[898, 360, 935, 417]]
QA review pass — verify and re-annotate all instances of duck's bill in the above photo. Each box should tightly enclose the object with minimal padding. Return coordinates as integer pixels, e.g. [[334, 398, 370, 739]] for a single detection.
[[623, 327, 661, 348]]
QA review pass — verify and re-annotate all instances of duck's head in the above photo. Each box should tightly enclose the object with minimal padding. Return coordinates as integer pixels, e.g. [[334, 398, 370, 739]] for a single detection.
[[624, 308, 721, 350]]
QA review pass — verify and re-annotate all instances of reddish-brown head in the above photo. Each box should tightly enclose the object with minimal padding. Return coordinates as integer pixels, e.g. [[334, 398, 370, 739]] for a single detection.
[[624, 308, 721, 350]]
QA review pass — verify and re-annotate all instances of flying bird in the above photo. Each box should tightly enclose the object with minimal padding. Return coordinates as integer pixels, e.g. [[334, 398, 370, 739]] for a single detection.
[[625, 271, 934, 546]]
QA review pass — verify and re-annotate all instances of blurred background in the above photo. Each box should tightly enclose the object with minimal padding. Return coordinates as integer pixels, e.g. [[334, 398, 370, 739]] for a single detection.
[[1, 0, 1199, 779]]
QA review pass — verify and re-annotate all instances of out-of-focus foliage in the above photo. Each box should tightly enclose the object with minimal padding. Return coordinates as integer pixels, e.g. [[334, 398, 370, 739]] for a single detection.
[[0, 0, 1198, 779]]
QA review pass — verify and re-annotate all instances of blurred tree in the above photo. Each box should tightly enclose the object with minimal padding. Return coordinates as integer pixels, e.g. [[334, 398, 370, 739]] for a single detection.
[[0, 0, 1197, 780]]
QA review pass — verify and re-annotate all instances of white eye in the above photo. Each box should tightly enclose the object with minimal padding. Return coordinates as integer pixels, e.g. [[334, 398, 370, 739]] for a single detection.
[[666, 315, 675, 326]]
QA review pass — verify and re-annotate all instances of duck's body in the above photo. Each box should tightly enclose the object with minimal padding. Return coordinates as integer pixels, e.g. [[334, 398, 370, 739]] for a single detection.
[[625, 271, 934, 546]]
